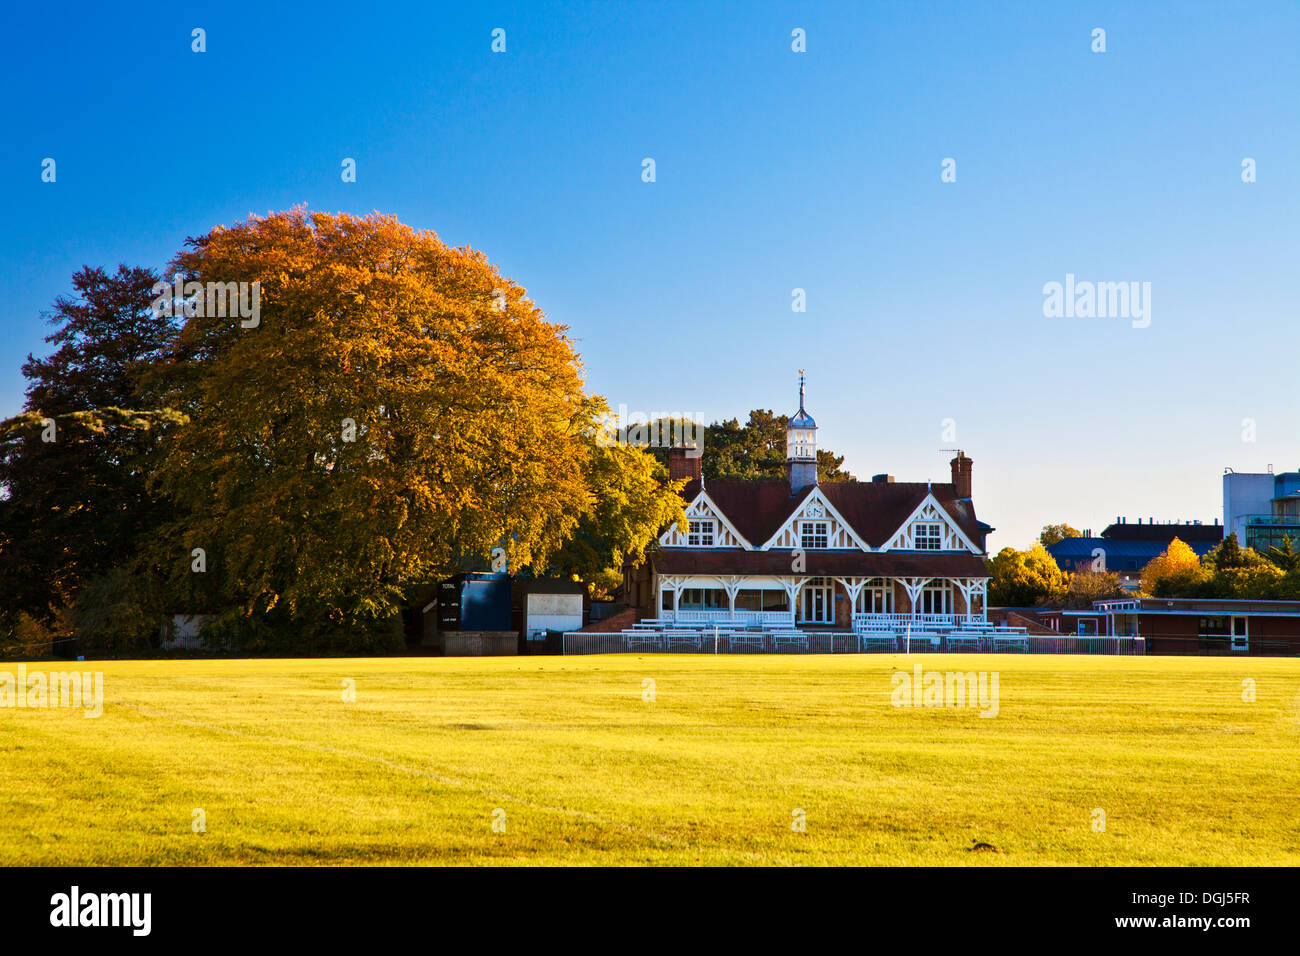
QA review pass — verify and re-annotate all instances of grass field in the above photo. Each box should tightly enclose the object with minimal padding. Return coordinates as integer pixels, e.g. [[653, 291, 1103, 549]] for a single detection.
[[2, 653, 1298, 865]]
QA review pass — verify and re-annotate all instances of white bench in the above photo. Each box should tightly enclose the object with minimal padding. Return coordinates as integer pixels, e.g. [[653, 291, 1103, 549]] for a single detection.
[[624, 630, 664, 650], [728, 631, 767, 651], [944, 632, 986, 652], [771, 630, 809, 651], [664, 630, 705, 650], [859, 633, 899, 652]]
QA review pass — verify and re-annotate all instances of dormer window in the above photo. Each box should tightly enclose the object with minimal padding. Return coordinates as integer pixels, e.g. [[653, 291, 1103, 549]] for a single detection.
[[914, 523, 942, 550], [800, 520, 829, 549], [687, 519, 715, 547]]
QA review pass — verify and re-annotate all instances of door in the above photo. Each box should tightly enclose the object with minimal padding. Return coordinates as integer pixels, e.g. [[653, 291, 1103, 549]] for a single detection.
[[1231, 616, 1249, 652], [800, 580, 833, 624]]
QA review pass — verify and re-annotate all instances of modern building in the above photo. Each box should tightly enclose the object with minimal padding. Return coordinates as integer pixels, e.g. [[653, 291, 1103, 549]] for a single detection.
[[1046, 518, 1223, 588], [623, 376, 994, 630], [1223, 467, 1300, 552]]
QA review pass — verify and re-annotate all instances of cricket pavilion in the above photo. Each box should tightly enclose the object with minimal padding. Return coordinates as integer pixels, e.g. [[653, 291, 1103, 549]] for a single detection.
[[623, 377, 996, 638]]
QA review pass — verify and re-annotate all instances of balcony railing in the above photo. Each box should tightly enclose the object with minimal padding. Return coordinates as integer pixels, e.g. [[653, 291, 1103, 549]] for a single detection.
[[663, 609, 990, 631], [851, 612, 987, 633], [668, 609, 794, 625], [1244, 514, 1300, 527]]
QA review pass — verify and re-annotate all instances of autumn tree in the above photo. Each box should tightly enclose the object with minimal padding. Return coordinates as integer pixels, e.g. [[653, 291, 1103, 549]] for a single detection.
[[147, 210, 677, 643], [1139, 537, 1206, 597], [0, 265, 178, 632], [1063, 569, 1126, 608], [543, 398, 686, 596], [986, 543, 1069, 606], [1039, 523, 1082, 546]]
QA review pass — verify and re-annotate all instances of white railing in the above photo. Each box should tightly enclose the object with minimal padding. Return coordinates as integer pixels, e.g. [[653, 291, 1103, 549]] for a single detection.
[[852, 612, 988, 632], [669, 609, 794, 626], [561, 630, 1142, 656]]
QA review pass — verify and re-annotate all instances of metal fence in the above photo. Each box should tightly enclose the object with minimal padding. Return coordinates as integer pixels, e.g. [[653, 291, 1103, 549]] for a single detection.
[[562, 630, 1147, 656]]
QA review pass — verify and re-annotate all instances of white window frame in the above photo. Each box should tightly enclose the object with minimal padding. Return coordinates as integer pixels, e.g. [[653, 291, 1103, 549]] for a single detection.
[[1231, 616, 1249, 652], [800, 577, 834, 623], [687, 519, 715, 547], [918, 582, 952, 615], [800, 520, 830, 550], [856, 578, 894, 614], [914, 523, 943, 551]]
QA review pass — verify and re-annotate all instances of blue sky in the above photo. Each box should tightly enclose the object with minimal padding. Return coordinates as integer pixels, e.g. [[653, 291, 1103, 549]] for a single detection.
[[2, 1, 1297, 548]]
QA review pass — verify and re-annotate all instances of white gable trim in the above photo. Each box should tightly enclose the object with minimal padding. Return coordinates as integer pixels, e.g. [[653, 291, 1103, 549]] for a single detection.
[[759, 487, 873, 552], [879, 494, 982, 554], [659, 489, 754, 550]]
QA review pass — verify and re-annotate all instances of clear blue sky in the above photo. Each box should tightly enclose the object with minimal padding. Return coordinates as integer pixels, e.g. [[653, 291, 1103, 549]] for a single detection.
[[2, 1, 1297, 548]]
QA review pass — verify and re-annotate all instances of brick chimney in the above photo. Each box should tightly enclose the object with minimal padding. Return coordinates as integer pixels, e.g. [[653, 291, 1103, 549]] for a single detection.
[[668, 444, 702, 482], [950, 452, 973, 500]]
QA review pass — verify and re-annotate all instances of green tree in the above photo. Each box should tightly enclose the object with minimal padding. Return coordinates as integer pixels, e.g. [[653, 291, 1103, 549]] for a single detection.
[[646, 409, 853, 482], [1263, 536, 1300, 574], [542, 400, 686, 597], [1200, 534, 1284, 599], [987, 544, 1069, 606], [0, 265, 177, 628]]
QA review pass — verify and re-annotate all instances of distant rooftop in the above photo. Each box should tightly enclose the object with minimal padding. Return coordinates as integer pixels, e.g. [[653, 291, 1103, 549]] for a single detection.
[[1100, 520, 1224, 544]]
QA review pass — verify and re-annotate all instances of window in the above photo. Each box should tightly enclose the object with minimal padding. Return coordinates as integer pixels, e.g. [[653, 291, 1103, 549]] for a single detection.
[[1197, 615, 1249, 651], [1198, 615, 1230, 637], [918, 583, 952, 615], [679, 588, 724, 610], [762, 591, 789, 612], [687, 519, 714, 547], [914, 523, 942, 550], [857, 578, 894, 614], [800, 520, 829, 549]]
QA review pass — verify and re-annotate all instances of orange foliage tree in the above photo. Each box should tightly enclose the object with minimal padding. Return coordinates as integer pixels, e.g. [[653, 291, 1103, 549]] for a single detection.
[[147, 210, 677, 638]]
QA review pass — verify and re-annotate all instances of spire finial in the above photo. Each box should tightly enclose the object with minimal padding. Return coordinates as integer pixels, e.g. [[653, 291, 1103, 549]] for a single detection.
[[798, 369, 805, 409]]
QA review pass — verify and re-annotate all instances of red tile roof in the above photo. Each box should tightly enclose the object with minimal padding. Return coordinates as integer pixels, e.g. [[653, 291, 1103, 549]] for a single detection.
[[684, 478, 986, 549]]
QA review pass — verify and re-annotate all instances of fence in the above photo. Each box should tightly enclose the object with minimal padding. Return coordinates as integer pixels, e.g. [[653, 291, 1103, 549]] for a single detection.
[[562, 630, 1147, 656]]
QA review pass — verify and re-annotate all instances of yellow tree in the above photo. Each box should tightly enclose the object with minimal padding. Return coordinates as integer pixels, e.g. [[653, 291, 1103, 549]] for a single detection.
[[148, 210, 637, 635], [1139, 537, 1206, 596]]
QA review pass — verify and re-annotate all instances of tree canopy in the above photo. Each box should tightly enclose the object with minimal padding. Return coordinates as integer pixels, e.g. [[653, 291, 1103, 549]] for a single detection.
[[3, 212, 684, 651], [648, 409, 853, 482], [0, 265, 178, 629], [986, 543, 1068, 606], [1039, 523, 1082, 546], [1138, 537, 1207, 597]]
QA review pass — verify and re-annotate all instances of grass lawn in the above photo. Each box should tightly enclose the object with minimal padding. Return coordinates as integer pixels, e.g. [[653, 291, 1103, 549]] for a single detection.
[[1, 653, 1298, 865]]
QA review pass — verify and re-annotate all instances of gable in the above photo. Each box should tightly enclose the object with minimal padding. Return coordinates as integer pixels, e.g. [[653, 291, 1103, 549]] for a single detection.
[[659, 489, 751, 549], [879, 494, 982, 553], [665, 479, 988, 555], [760, 488, 872, 551]]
